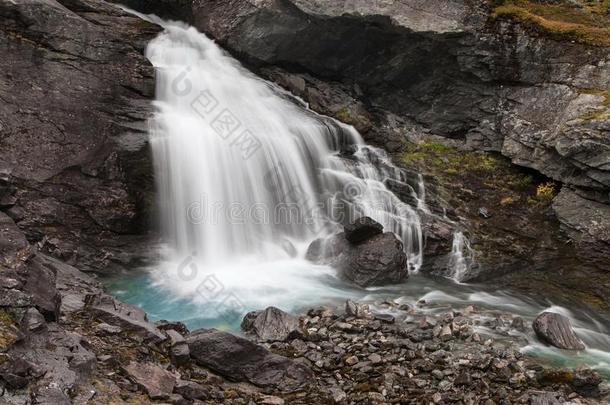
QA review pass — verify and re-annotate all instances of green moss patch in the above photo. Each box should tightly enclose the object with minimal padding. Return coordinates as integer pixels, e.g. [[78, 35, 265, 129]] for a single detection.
[[0, 310, 19, 351], [404, 141, 532, 188], [491, 0, 610, 46]]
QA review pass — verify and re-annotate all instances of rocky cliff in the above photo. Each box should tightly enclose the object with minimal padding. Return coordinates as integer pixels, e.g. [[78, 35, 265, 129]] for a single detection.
[[0, 0, 159, 273]]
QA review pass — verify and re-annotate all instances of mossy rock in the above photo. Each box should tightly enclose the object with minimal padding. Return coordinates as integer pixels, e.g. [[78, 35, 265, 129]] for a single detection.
[[537, 368, 575, 385], [0, 310, 20, 351]]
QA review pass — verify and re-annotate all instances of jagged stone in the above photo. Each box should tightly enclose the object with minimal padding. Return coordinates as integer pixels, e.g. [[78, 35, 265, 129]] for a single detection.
[[123, 361, 177, 400], [174, 379, 210, 400], [241, 307, 302, 342], [87, 294, 166, 343]]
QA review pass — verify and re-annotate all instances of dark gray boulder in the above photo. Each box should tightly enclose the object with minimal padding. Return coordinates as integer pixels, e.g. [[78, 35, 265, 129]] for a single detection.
[[344, 216, 383, 244], [174, 379, 210, 400], [533, 312, 585, 350], [306, 232, 408, 287], [340, 233, 408, 287], [241, 306, 302, 342], [186, 328, 313, 390]]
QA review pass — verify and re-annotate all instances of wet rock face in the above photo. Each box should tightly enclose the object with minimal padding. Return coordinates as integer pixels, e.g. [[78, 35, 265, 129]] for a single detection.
[[344, 216, 383, 244], [0, 0, 160, 274], [191, 0, 609, 203], [533, 312, 585, 351], [552, 188, 610, 270]]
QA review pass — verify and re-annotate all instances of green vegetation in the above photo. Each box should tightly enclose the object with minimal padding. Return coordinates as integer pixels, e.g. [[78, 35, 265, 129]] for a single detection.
[[404, 141, 530, 187], [403, 140, 541, 206], [0, 310, 19, 351], [334, 106, 354, 124], [491, 0, 610, 46]]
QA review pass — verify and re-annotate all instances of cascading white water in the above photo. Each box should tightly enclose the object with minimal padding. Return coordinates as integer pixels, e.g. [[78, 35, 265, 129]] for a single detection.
[[148, 22, 424, 263], [448, 231, 473, 282], [142, 17, 430, 318]]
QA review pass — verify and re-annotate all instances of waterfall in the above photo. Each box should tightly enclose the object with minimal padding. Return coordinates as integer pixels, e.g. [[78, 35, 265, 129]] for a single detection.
[[448, 231, 473, 282], [130, 16, 464, 322], [147, 21, 424, 263]]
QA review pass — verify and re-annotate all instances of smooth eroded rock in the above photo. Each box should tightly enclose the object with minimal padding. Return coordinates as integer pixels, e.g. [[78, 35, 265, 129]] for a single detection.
[[187, 328, 313, 390], [533, 312, 585, 351]]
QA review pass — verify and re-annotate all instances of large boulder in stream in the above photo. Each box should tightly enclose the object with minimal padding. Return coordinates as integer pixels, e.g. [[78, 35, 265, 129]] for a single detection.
[[241, 306, 302, 342], [341, 232, 408, 287], [186, 328, 313, 391], [533, 312, 585, 351], [307, 226, 408, 287]]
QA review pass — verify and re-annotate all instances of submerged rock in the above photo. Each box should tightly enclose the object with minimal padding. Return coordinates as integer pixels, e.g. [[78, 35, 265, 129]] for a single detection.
[[241, 306, 302, 342], [532, 312, 585, 350], [344, 216, 383, 244], [187, 328, 313, 390]]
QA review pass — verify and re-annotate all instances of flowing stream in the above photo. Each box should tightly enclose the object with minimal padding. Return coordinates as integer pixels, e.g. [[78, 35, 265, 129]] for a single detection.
[[109, 13, 610, 379]]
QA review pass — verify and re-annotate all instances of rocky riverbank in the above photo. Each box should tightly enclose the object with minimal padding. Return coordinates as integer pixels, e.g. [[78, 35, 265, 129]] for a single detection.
[[1, 209, 608, 403], [1, 0, 609, 311]]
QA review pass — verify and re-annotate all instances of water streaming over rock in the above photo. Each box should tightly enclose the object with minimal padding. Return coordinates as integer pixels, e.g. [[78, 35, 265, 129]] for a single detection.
[[139, 17, 450, 316], [106, 10, 610, 379]]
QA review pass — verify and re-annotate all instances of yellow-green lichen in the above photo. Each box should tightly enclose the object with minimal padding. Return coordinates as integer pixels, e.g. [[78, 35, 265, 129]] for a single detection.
[[578, 88, 610, 120], [334, 106, 353, 123]]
